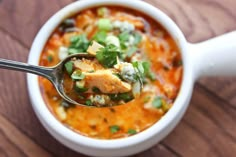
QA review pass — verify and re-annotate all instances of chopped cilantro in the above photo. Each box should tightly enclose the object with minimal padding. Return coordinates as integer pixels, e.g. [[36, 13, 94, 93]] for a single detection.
[[126, 46, 137, 57], [142, 62, 156, 81], [118, 31, 130, 42], [109, 93, 134, 102], [132, 61, 144, 77], [118, 31, 130, 49], [152, 97, 163, 108], [133, 61, 144, 74], [96, 44, 120, 68], [68, 34, 90, 54], [133, 32, 142, 45], [64, 61, 73, 75], [110, 125, 120, 133], [132, 61, 146, 85], [92, 31, 107, 45], [85, 99, 92, 106], [68, 48, 83, 54], [127, 129, 137, 135]]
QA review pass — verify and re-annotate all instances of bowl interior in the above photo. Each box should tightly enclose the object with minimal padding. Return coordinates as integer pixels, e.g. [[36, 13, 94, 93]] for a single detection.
[[27, 0, 194, 150]]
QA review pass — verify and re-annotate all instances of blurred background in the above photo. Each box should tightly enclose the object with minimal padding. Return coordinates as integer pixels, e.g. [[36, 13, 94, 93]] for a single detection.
[[0, 0, 235, 157]]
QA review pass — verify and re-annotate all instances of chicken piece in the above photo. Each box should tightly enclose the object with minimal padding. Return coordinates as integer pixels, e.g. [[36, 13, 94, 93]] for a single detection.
[[87, 41, 104, 55], [84, 70, 131, 93], [74, 58, 104, 71], [74, 60, 94, 72]]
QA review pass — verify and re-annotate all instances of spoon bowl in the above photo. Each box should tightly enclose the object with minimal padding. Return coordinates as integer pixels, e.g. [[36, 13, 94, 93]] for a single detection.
[[0, 53, 96, 106]]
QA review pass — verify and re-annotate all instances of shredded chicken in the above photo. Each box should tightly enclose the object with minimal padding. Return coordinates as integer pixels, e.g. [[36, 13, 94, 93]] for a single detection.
[[87, 41, 104, 55], [84, 70, 131, 93]]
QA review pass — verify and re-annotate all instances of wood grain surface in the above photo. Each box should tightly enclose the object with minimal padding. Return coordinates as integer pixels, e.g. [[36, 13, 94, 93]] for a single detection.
[[0, 0, 235, 157]]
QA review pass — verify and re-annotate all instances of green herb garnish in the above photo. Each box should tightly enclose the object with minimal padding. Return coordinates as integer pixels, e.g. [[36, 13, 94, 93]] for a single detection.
[[71, 70, 85, 80], [85, 99, 92, 106], [126, 46, 137, 57], [68, 48, 82, 54], [64, 61, 73, 75], [132, 61, 145, 81], [118, 31, 130, 42], [110, 125, 120, 133], [133, 32, 142, 45], [98, 19, 112, 31], [47, 55, 53, 62], [109, 93, 134, 102], [93, 31, 107, 45], [118, 31, 130, 49], [68, 34, 90, 54], [152, 97, 163, 108], [133, 61, 144, 74], [96, 44, 120, 68], [127, 129, 137, 135], [142, 62, 156, 81], [92, 87, 101, 93]]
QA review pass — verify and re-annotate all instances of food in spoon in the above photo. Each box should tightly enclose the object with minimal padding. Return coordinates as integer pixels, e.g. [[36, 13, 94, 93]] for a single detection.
[[63, 41, 143, 106], [39, 6, 183, 139]]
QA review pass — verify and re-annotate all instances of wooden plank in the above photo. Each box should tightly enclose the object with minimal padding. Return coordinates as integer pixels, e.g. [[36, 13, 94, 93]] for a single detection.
[[0, 29, 178, 156], [146, 0, 236, 42], [134, 144, 179, 157], [0, 113, 53, 157], [163, 85, 236, 157], [199, 78, 236, 108], [0, 0, 74, 47]]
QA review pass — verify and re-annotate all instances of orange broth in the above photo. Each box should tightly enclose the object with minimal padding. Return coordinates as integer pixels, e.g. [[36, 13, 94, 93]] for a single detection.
[[38, 6, 182, 139]]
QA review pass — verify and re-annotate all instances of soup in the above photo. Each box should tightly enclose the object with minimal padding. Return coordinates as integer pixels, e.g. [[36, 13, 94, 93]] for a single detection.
[[62, 47, 143, 107], [39, 6, 183, 139]]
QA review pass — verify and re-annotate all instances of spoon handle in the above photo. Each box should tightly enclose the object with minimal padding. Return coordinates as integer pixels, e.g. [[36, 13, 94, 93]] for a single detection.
[[0, 58, 54, 80]]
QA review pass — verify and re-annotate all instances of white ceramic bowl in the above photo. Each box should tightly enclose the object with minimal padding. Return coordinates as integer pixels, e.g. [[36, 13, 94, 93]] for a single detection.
[[27, 0, 236, 156]]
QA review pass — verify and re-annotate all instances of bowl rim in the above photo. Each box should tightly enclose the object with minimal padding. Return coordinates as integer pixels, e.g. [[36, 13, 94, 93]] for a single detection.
[[27, 0, 194, 150]]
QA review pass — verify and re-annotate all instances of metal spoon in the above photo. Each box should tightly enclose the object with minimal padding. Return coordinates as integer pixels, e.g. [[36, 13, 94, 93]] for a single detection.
[[0, 54, 94, 106]]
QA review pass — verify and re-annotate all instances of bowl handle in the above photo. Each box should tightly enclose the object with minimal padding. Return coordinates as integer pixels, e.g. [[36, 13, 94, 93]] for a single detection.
[[188, 31, 236, 80]]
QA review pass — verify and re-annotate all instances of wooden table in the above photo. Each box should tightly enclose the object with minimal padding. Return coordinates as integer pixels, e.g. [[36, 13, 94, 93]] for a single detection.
[[0, 0, 235, 156]]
